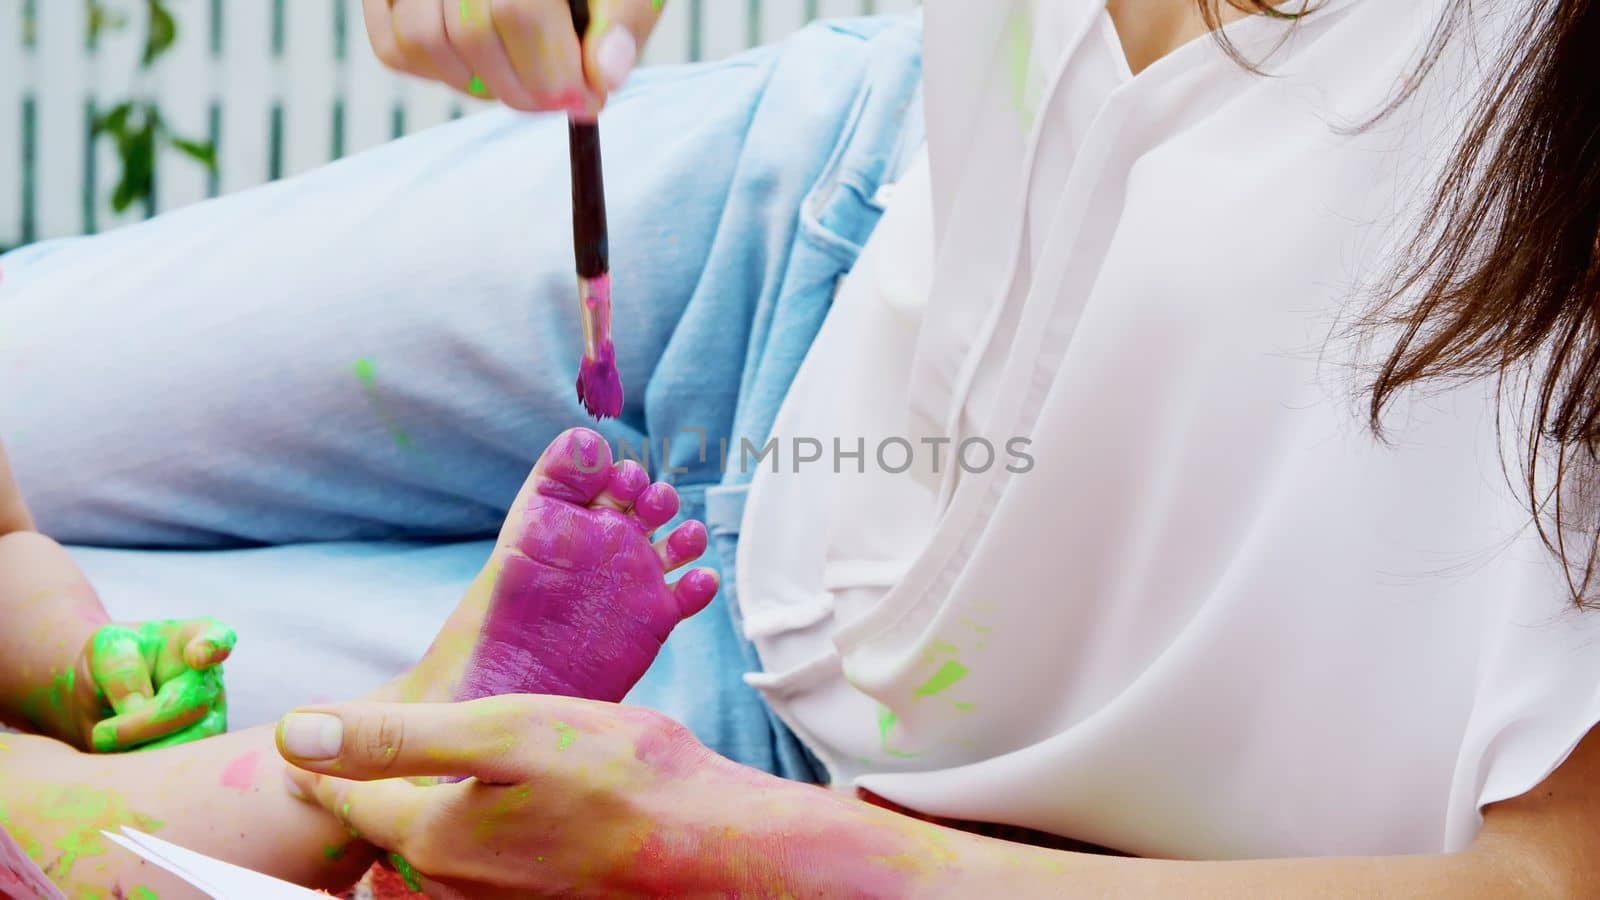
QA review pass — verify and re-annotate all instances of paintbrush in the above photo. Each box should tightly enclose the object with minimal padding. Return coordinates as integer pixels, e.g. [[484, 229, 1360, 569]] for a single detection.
[[569, 0, 623, 420]]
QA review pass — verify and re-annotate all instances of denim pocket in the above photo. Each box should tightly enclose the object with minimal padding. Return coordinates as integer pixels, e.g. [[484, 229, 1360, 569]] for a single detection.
[[704, 482, 750, 634], [797, 19, 925, 265]]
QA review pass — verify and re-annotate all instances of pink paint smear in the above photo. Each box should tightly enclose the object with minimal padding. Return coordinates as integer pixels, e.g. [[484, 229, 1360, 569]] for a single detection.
[[220, 750, 261, 792]]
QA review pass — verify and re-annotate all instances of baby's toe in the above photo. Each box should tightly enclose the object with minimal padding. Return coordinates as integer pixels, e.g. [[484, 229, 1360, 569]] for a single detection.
[[634, 482, 681, 531], [671, 569, 720, 619], [654, 520, 708, 572], [531, 428, 615, 505], [594, 460, 650, 512]]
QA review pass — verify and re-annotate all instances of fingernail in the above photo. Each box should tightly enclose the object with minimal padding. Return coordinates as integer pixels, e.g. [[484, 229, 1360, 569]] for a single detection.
[[91, 720, 118, 753], [282, 766, 310, 801], [280, 713, 344, 761], [594, 26, 637, 92]]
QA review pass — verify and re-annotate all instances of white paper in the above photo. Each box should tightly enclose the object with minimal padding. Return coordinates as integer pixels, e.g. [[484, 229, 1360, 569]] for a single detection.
[[103, 828, 326, 899]]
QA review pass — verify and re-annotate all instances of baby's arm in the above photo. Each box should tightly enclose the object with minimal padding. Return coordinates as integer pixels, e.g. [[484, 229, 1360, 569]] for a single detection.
[[1, 725, 379, 897], [0, 437, 117, 744], [0, 438, 232, 751]]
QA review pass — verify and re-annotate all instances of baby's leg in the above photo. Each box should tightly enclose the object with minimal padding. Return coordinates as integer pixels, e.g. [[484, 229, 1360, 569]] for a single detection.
[[400, 428, 719, 703]]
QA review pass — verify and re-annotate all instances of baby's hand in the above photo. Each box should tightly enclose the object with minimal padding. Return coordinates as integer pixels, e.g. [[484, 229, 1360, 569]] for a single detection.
[[72, 618, 235, 753]]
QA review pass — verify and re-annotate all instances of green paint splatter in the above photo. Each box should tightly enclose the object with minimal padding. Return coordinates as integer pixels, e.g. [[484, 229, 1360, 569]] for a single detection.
[[927, 640, 959, 656], [52, 827, 106, 878], [953, 702, 976, 713], [914, 660, 970, 698], [127, 887, 159, 900], [322, 844, 345, 861], [458, 0, 473, 24], [28, 786, 163, 883], [875, 705, 918, 760], [1002, 9, 1042, 132], [553, 721, 576, 751], [353, 358, 414, 450], [467, 75, 488, 98], [390, 852, 424, 893], [652, 0, 665, 11]]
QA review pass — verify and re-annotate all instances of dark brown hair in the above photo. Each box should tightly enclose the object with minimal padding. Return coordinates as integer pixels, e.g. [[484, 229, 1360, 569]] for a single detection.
[[1209, 0, 1600, 605], [1364, 0, 1600, 607]]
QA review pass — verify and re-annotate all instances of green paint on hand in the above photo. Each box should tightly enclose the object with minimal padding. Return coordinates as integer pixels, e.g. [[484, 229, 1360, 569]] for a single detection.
[[132, 698, 227, 752], [458, 0, 473, 24], [323, 844, 345, 861], [468, 75, 488, 98], [127, 887, 159, 900], [84, 619, 235, 750], [93, 667, 226, 752], [652, 0, 665, 11], [353, 357, 376, 385], [914, 660, 970, 698], [390, 852, 424, 893], [553, 720, 576, 751]]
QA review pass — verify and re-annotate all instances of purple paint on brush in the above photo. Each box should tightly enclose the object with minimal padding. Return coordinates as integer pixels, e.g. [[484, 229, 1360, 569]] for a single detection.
[[455, 430, 718, 703], [576, 274, 624, 420]]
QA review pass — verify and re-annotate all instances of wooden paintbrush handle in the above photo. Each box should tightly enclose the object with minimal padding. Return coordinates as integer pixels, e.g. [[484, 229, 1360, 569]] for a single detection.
[[567, 0, 608, 279]]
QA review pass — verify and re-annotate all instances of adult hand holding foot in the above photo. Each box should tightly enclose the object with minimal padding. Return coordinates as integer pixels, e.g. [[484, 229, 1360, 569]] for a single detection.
[[362, 0, 665, 113], [274, 696, 991, 898]]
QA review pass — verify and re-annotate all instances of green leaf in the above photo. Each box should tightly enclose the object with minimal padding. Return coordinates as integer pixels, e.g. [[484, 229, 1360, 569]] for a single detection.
[[92, 101, 135, 137], [111, 173, 138, 214], [141, 0, 177, 68], [111, 118, 158, 213], [169, 137, 217, 173]]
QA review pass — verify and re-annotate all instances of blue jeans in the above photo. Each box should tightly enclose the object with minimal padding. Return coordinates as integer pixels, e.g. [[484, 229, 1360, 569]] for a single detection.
[[0, 16, 923, 782]]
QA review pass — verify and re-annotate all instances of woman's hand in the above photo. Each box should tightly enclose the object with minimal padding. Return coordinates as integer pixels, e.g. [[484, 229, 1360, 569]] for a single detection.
[[276, 695, 733, 897], [77, 618, 234, 753], [275, 695, 928, 898], [361, 0, 666, 114]]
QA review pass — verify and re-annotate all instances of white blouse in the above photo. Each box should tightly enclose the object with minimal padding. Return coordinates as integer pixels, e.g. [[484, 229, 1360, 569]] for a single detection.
[[736, 0, 1600, 859]]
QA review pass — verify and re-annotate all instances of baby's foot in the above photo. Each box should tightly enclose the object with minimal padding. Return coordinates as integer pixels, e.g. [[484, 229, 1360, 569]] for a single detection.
[[406, 428, 719, 704]]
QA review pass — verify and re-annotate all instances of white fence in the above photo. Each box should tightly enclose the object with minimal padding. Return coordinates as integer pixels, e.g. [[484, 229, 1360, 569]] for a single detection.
[[0, 0, 917, 250]]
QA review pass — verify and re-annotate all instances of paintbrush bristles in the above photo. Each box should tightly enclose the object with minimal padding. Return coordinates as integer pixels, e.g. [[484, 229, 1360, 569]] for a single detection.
[[576, 273, 623, 419], [577, 351, 624, 420]]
